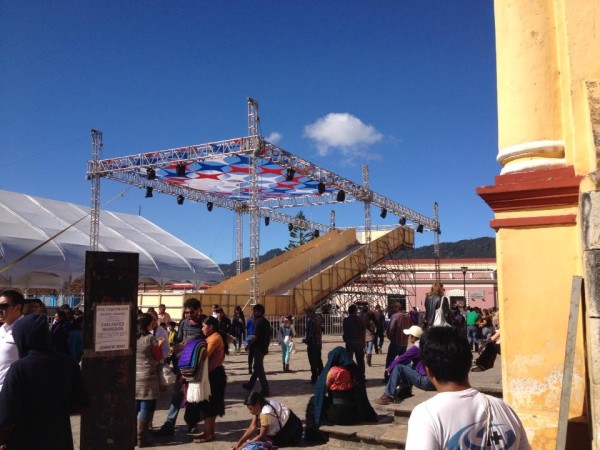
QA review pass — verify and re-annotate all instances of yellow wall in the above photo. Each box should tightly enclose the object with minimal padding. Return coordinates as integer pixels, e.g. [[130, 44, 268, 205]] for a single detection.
[[488, 0, 600, 447]]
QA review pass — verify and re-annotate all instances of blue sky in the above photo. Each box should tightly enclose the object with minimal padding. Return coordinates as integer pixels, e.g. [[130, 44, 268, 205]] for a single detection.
[[0, 1, 498, 264]]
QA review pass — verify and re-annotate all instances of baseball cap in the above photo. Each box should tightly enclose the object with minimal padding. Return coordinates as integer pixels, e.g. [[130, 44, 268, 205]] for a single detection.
[[403, 325, 423, 338]]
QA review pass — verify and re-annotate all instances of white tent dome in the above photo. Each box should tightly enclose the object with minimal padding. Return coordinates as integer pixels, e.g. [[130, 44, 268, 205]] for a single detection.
[[0, 190, 224, 290]]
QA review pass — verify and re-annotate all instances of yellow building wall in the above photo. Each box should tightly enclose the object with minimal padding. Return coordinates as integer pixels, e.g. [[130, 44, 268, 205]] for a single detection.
[[482, 1, 600, 448]]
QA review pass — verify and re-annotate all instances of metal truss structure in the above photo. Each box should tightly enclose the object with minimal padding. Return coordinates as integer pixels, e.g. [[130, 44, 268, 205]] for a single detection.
[[88, 98, 440, 304], [318, 241, 418, 314]]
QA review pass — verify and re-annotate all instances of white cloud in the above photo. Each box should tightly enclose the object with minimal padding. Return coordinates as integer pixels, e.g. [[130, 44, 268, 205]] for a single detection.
[[304, 113, 383, 158], [265, 131, 282, 144]]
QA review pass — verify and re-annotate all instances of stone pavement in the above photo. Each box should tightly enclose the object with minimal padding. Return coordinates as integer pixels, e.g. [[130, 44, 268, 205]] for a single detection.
[[70, 335, 501, 449]]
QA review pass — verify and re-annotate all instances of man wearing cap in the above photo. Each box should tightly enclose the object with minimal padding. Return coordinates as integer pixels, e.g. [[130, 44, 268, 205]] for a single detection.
[[0, 290, 25, 392], [375, 325, 435, 405]]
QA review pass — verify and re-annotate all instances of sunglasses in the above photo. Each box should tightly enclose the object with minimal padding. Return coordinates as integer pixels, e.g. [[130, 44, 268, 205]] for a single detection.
[[0, 303, 14, 310]]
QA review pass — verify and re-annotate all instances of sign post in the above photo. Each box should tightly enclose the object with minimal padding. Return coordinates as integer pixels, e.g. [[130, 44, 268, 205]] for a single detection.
[[81, 251, 138, 449]]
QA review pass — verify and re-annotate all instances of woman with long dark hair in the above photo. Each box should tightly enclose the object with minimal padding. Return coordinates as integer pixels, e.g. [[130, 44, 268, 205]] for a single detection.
[[231, 391, 303, 449], [135, 313, 164, 447], [190, 315, 228, 443]]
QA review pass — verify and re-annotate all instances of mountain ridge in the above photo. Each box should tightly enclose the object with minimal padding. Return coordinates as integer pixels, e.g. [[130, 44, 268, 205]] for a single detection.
[[218, 236, 495, 278]]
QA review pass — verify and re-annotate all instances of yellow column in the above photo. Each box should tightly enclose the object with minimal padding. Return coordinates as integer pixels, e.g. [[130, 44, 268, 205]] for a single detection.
[[495, 0, 565, 174]]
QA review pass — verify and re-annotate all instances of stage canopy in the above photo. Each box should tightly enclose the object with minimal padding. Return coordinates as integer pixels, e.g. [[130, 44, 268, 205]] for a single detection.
[[0, 189, 224, 290]]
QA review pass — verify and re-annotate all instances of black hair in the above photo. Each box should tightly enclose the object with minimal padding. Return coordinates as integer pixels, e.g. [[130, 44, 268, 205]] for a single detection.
[[348, 304, 357, 314], [0, 289, 24, 306], [252, 303, 265, 315], [183, 298, 201, 310], [244, 390, 266, 406], [137, 313, 153, 338], [203, 315, 229, 355], [420, 326, 472, 383]]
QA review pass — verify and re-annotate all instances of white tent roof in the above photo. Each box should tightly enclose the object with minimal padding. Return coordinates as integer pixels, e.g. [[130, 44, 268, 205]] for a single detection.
[[0, 190, 224, 290]]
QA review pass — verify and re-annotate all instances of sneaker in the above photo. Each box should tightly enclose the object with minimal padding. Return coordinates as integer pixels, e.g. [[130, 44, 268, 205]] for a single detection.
[[375, 394, 394, 405]]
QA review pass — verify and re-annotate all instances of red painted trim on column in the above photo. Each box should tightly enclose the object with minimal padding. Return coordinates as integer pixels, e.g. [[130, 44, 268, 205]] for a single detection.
[[477, 166, 582, 212], [489, 214, 577, 230]]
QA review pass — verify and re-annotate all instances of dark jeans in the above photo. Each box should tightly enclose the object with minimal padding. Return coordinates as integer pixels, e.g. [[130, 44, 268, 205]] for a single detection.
[[377, 332, 384, 351], [248, 347, 269, 392], [136, 399, 157, 421], [384, 364, 435, 397], [307, 343, 323, 382], [384, 343, 406, 381], [345, 342, 365, 382], [467, 325, 479, 350], [247, 346, 254, 371]]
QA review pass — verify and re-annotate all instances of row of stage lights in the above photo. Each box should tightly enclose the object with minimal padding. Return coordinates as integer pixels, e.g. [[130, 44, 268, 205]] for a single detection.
[[380, 207, 423, 232], [145, 166, 422, 233]]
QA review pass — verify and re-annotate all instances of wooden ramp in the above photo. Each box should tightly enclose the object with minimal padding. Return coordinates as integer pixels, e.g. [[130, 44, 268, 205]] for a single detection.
[[202, 226, 414, 315]]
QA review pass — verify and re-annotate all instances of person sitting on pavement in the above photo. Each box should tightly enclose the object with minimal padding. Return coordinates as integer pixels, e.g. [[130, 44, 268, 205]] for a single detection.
[[472, 314, 501, 372], [405, 326, 530, 449], [304, 346, 377, 441], [375, 325, 435, 405], [231, 391, 303, 450]]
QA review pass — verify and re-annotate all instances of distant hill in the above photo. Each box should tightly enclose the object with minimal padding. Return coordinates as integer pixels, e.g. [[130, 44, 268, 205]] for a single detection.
[[217, 237, 495, 278], [218, 248, 284, 278], [401, 237, 496, 259]]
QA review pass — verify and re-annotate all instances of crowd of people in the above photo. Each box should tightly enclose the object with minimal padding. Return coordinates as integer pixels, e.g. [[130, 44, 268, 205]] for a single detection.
[[0, 286, 525, 449]]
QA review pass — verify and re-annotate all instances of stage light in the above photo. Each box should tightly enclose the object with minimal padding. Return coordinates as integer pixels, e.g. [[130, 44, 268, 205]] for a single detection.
[[380, 208, 387, 219], [417, 224, 424, 233], [147, 168, 156, 180], [314, 230, 320, 238], [145, 187, 153, 198], [176, 195, 184, 205], [285, 168, 295, 181], [207, 202, 214, 212], [265, 217, 270, 226], [317, 182, 326, 194], [288, 223, 294, 232], [176, 163, 186, 177], [336, 190, 346, 202], [399, 217, 406, 226]]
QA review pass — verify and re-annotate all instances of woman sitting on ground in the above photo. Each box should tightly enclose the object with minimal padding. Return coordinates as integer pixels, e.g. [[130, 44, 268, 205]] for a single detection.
[[305, 346, 377, 441], [472, 314, 501, 372], [231, 391, 303, 449]]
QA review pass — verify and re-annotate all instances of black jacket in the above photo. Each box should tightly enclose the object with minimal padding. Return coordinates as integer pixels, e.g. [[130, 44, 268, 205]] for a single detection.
[[0, 314, 88, 449]]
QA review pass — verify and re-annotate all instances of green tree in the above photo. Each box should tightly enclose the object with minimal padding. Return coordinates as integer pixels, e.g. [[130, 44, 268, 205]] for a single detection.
[[285, 211, 316, 251]]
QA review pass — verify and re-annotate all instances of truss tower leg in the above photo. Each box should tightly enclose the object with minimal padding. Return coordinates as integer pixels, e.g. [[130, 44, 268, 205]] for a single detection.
[[363, 164, 373, 303], [433, 202, 441, 282], [236, 211, 244, 275], [247, 98, 261, 304], [90, 129, 103, 251]]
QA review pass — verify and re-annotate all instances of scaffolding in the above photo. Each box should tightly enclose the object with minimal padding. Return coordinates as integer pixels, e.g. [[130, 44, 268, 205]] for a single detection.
[[87, 99, 440, 305]]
